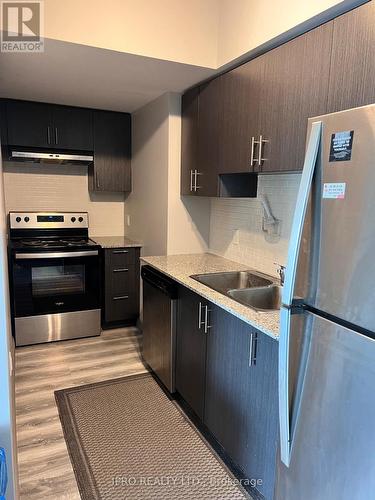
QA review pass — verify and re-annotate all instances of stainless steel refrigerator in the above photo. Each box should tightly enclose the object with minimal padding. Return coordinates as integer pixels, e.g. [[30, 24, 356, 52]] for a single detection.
[[276, 104, 375, 500]]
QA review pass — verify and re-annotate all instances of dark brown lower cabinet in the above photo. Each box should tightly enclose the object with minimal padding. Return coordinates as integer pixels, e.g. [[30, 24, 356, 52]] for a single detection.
[[102, 247, 140, 327], [175, 285, 278, 499], [175, 286, 208, 420], [204, 305, 278, 500]]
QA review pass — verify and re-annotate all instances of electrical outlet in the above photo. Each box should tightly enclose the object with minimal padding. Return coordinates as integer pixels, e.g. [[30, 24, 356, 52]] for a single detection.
[[233, 229, 240, 245], [126, 215, 131, 226]]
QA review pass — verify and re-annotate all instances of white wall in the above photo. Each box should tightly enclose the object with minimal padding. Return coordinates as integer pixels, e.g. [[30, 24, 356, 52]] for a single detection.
[[125, 94, 169, 256], [41, 0, 363, 71], [209, 174, 301, 277], [166, 94, 210, 254], [0, 153, 18, 498], [3, 164, 125, 237], [126, 93, 210, 256], [44, 0, 219, 68]]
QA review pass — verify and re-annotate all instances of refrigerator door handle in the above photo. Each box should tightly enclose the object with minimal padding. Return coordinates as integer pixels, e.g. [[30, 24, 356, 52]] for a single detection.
[[279, 120, 321, 468], [282, 120, 322, 307], [279, 306, 292, 466]]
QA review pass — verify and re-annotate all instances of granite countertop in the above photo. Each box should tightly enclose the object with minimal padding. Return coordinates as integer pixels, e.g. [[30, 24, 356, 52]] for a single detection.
[[92, 236, 142, 249], [141, 253, 280, 340]]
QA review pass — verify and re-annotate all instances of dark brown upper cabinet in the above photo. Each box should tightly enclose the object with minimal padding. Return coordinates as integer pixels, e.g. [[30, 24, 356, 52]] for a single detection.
[[181, 87, 199, 195], [181, 20, 334, 188], [327, 1, 375, 113], [195, 78, 222, 196], [52, 106, 93, 151], [181, 80, 223, 197], [257, 22, 333, 173], [89, 110, 131, 193], [219, 55, 264, 174], [181, 2, 375, 186], [6, 100, 93, 151], [6, 100, 53, 149]]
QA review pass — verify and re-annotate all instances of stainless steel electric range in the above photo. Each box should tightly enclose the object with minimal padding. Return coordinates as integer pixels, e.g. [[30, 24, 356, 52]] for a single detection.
[[8, 212, 101, 346]]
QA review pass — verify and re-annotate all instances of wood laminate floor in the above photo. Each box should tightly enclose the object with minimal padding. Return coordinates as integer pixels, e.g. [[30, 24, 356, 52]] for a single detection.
[[15, 328, 147, 499]]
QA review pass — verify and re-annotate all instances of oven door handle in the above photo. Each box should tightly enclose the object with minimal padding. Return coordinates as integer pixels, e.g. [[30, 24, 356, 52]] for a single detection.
[[15, 250, 99, 260]]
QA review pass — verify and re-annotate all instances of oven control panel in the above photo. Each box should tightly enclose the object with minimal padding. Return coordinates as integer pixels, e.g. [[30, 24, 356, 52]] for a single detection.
[[9, 212, 89, 229]]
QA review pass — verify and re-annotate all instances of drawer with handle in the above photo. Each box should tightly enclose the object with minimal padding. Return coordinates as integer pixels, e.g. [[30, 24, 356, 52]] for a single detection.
[[109, 248, 135, 268], [110, 267, 132, 295], [103, 246, 140, 326], [106, 294, 136, 323]]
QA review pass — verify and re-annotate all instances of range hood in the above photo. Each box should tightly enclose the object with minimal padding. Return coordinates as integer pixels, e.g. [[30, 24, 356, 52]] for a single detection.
[[9, 150, 94, 165]]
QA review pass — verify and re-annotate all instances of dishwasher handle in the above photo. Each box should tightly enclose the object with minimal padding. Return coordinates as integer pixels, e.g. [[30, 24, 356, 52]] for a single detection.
[[141, 265, 177, 299]]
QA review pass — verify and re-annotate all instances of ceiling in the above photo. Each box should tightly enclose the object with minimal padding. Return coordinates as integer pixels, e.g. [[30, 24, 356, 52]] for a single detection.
[[0, 39, 216, 113]]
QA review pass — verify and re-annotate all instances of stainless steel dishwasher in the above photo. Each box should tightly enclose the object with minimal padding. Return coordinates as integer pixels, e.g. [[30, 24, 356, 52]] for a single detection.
[[141, 265, 178, 393]]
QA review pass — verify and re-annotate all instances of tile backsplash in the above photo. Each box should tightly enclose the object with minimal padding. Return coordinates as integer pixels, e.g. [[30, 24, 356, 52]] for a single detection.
[[209, 174, 301, 277], [3, 162, 301, 263], [3, 163, 125, 237]]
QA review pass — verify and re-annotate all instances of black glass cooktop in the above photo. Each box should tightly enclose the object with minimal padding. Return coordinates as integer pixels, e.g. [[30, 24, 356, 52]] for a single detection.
[[11, 237, 99, 251], [21, 238, 88, 247]]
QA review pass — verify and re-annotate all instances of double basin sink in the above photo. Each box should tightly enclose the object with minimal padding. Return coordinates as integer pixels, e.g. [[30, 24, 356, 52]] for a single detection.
[[190, 270, 282, 312]]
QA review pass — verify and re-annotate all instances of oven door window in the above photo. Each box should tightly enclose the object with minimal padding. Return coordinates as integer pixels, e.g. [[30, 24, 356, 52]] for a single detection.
[[12, 255, 100, 317], [32, 264, 85, 297]]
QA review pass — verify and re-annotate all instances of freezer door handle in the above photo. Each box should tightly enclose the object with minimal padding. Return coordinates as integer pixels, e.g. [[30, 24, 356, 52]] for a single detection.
[[282, 121, 322, 307]]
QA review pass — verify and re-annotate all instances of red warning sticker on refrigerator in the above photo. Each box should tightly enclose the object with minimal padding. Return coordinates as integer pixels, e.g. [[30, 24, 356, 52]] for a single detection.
[[323, 182, 346, 199]]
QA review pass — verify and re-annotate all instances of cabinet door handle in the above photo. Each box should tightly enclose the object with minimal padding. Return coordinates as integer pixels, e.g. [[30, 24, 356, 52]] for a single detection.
[[47, 126, 51, 144], [204, 305, 211, 334], [195, 170, 202, 191], [251, 136, 261, 167], [95, 171, 100, 189], [190, 170, 194, 192], [113, 249, 128, 254], [249, 332, 258, 366], [198, 302, 202, 329], [55, 127, 58, 144], [258, 134, 269, 169], [198, 302, 205, 329], [113, 268, 129, 272], [193, 170, 198, 192], [250, 136, 256, 167], [113, 295, 129, 301]]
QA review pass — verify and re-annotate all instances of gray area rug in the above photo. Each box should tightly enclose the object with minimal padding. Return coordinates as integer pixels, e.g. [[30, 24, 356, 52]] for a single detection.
[[55, 373, 249, 499]]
